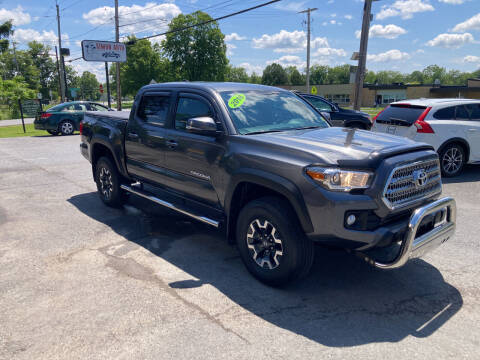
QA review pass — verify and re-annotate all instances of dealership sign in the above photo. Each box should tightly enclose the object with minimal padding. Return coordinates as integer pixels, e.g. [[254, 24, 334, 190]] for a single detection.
[[81, 40, 127, 62]]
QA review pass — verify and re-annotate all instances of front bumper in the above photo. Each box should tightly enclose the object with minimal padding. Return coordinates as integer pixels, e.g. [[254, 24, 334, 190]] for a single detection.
[[357, 197, 456, 269]]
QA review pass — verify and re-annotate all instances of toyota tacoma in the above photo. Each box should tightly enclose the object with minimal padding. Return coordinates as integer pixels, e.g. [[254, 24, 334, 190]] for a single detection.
[[79, 82, 456, 286]]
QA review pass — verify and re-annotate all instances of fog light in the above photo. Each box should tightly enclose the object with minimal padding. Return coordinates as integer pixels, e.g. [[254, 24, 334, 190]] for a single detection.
[[346, 214, 356, 226]]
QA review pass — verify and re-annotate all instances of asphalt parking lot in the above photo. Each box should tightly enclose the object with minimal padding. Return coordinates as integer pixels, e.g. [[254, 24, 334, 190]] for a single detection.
[[0, 135, 479, 359]]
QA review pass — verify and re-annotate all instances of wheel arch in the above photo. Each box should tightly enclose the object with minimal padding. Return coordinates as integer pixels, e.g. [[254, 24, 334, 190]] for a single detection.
[[224, 170, 314, 243], [437, 138, 470, 163], [90, 138, 129, 181]]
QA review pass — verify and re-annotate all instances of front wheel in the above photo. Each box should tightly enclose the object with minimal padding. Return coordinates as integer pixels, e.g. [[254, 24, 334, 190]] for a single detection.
[[236, 197, 314, 286], [439, 144, 465, 177], [95, 157, 127, 207]]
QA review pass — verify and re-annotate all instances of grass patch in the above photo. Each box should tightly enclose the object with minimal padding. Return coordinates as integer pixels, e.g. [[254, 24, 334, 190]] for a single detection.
[[0, 124, 50, 138]]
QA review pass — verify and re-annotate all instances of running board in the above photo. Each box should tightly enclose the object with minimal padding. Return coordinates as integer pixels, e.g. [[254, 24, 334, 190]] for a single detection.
[[120, 184, 220, 228]]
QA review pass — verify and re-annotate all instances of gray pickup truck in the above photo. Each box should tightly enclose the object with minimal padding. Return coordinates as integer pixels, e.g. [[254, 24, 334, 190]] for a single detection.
[[80, 82, 456, 286]]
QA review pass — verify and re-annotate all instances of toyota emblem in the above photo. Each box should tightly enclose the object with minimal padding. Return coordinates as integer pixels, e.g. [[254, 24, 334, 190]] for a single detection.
[[413, 169, 428, 188]]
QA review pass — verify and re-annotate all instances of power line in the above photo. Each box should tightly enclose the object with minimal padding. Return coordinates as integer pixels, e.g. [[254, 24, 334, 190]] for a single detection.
[[131, 0, 281, 43]]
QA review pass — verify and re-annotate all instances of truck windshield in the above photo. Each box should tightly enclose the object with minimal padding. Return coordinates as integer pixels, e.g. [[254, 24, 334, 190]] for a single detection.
[[220, 90, 329, 135]]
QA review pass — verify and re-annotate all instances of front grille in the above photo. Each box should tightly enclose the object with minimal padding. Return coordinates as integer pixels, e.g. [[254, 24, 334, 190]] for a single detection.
[[383, 159, 442, 209]]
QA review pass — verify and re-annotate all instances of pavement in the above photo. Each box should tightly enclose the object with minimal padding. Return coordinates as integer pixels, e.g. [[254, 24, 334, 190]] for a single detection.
[[0, 118, 34, 127], [0, 135, 479, 359]]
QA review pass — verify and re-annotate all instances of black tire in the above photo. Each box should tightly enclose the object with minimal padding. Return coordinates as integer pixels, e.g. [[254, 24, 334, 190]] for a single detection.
[[347, 122, 367, 130], [47, 130, 59, 136], [95, 156, 127, 207], [236, 196, 314, 286], [59, 120, 75, 135], [439, 143, 465, 177]]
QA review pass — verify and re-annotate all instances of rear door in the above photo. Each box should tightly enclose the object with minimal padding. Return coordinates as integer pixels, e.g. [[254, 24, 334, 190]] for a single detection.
[[372, 104, 426, 139], [125, 92, 173, 184], [464, 103, 480, 161], [162, 92, 225, 206]]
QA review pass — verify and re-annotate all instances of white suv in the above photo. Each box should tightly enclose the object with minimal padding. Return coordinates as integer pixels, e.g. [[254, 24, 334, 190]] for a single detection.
[[372, 98, 480, 177]]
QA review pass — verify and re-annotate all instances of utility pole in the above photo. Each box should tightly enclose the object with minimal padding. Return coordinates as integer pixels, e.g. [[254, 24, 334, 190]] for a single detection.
[[54, 46, 62, 99], [353, 0, 373, 110], [114, 0, 122, 110], [299, 8, 317, 94], [56, 2, 66, 102]]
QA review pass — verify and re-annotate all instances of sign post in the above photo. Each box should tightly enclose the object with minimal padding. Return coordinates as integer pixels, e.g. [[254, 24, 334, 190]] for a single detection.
[[18, 99, 26, 133], [105, 62, 111, 109]]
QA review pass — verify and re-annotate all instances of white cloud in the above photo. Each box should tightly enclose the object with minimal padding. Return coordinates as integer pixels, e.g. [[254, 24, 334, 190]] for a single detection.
[[355, 24, 407, 39], [439, 0, 465, 4], [252, 30, 341, 54], [239, 62, 263, 75], [376, 0, 434, 20], [344, 14, 353, 20], [367, 49, 411, 62], [83, 2, 181, 35], [267, 55, 305, 69], [314, 47, 347, 57], [13, 29, 70, 46], [0, 6, 31, 26], [226, 43, 236, 56], [225, 33, 246, 41], [452, 13, 480, 33], [463, 55, 480, 63], [426, 32, 474, 48], [71, 61, 106, 83]]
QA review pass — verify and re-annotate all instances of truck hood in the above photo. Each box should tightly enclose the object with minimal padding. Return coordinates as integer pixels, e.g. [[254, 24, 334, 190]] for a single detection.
[[249, 127, 433, 167]]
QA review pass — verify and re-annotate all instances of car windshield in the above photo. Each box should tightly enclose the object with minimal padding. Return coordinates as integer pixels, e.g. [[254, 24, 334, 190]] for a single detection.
[[220, 90, 329, 135]]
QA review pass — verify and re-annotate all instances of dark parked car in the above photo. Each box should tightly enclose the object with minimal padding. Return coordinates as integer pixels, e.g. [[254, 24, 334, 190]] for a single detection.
[[80, 82, 456, 286], [34, 101, 112, 135], [297, 93, 372, 129]]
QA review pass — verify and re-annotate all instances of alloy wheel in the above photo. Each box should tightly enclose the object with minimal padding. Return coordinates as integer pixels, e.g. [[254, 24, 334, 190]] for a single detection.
[[61, 122, 74, 135], [246, 219, 284, 269], [99, 167, 113, 200], [442, 147, 463, 175]]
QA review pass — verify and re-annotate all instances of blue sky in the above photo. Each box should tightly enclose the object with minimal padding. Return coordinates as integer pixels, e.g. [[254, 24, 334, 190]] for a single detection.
[[4, 0, 480, 82]]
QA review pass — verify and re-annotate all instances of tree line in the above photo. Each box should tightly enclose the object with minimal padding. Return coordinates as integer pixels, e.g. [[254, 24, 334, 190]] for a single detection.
[[2, 10, 479, 110]]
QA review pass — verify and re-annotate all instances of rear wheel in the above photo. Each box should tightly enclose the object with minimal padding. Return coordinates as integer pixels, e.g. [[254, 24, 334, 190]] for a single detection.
[[47, 130, 59, 136], [439, 143, 465, 177], [95, 157, 127, 207], [236, 196, 314, 286], [59, 120, 75, 135]]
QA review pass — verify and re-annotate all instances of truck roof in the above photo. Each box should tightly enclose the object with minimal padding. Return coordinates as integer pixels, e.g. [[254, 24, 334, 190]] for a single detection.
[[140, 82, 287, 93]]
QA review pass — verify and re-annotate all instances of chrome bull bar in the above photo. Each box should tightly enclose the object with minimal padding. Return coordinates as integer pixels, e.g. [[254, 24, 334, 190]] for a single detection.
[[360, 197, 456, 270]]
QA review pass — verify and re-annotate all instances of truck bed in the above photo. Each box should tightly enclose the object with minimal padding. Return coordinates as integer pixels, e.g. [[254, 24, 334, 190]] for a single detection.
[[85, 110, 130, 121]]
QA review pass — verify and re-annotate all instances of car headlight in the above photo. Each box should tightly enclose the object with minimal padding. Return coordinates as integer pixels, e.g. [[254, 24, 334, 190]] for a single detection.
[[306, 167, 373, 191]]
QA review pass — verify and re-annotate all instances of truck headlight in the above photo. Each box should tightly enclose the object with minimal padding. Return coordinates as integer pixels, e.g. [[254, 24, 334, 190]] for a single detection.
[[306, 167, 373, 191]]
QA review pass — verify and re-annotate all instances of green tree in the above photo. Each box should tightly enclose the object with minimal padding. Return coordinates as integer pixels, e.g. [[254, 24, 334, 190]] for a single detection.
[[249, 72, 262, 84], [261, 63, 288, 85], [326, 65, 350, 84], [225, 66, 249, 83], [0, 20, 13, 53], [78, 71, 100, 100], [287, 67, 304, 85], [162, 11, 228, 81], [28, 42, 56, 99], [407, 70, 424, 84], [119, 37, 172, 96], [422, 65, 447, 84], [0, 76, 36, 117], [310, 65, 328, 84]]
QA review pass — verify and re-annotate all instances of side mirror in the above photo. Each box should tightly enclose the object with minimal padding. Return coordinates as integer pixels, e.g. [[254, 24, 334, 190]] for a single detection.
[[186, 117, 219, 136], [320, 111, 331, 122]]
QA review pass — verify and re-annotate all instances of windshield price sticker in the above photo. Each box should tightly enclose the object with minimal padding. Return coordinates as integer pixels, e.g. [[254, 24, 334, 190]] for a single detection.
[[228, 93, 246, 108]]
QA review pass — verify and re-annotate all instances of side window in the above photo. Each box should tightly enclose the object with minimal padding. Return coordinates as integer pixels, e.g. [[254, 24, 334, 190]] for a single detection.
[[63, 105, 75, 111], [465, 104, 480, 121], [306, 97, 333, 112], [74, 104, 87, 111], [137, 95, 171, 126], [90, 103, 109, 111], [455, 105, 469, 120], [433, 106, 455, 120], [175, 97, 213, 131]]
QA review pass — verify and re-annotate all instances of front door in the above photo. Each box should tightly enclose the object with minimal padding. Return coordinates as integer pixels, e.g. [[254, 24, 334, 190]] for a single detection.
[[163, 93, 225, 206], [125, 92, 172, 184]]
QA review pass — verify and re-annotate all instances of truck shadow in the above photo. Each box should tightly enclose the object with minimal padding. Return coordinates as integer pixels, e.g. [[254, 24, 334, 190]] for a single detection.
[[68, 192, 463, 347], [442, 165, 480, 184]]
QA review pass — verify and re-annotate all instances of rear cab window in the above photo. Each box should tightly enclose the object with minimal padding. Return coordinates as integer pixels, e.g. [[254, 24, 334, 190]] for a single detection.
[[376, 104, 427, 126], [137, 95, 171, 126]]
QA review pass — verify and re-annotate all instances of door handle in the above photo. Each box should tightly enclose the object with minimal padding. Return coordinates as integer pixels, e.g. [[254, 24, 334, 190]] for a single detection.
[[468, 128, 478, 132], [166, 139, 178, 149], [128, 132, 139, 139]]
